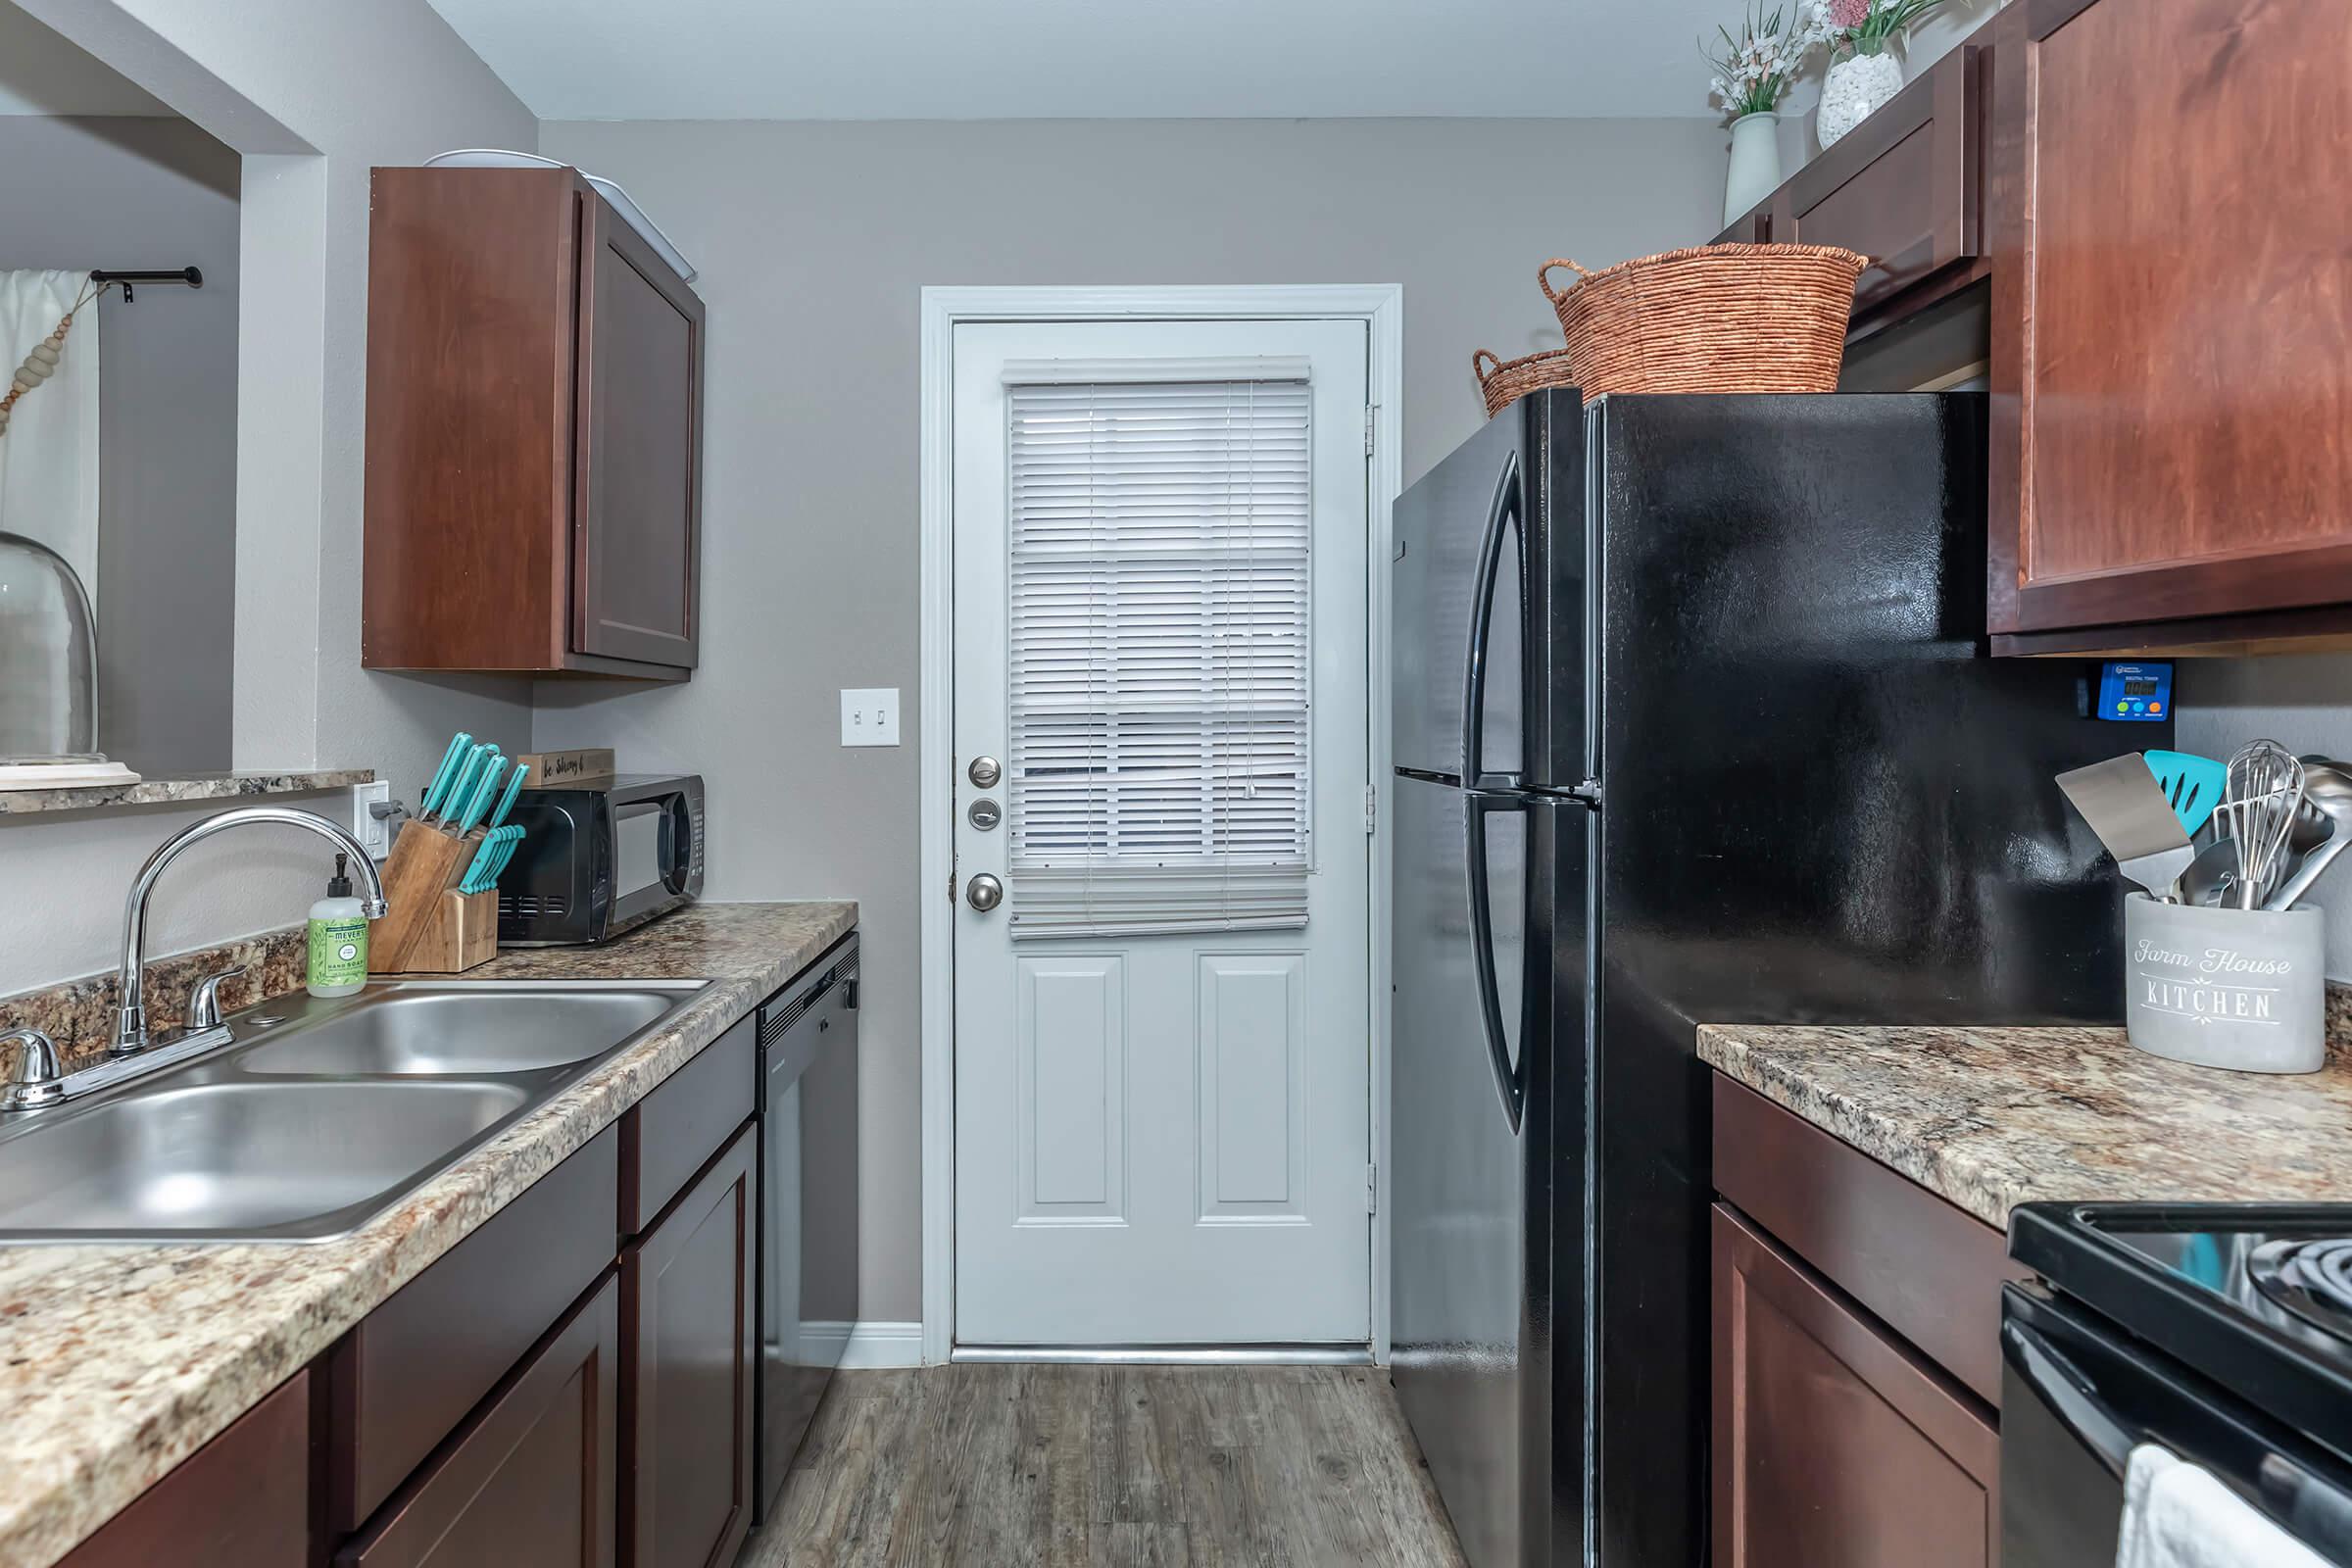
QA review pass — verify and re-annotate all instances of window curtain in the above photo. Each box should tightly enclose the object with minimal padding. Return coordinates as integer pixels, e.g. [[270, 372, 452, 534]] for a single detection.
[[0, 269, 101, 611]]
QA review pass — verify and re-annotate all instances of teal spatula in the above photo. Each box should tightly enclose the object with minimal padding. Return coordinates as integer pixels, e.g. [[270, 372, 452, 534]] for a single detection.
[[2145, 750, 2228, 837]]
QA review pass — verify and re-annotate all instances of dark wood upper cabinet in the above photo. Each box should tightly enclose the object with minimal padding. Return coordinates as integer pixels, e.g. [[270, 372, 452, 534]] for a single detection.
[[364, 166, 704, 678], [335, 1276, 620, 1568], [1986, 0, 2352, 650], [60, 1370, 313, 1568], [1785, 44, 1984, 321], [1711, 44, 1986, 331], [1713, 1204, 1998, 1568], [620, 1121, 757, 1568]]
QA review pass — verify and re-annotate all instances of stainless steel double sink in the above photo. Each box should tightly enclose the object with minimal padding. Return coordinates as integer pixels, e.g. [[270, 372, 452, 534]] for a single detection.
[[0, 981, 705, 1245]]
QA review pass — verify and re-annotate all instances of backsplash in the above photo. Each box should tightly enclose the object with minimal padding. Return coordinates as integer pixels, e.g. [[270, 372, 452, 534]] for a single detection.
[[0, 926, 307, 1078]]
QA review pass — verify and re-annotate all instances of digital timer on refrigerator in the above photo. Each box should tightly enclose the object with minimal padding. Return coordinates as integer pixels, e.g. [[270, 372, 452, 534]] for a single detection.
[[2094, 661, 2174, 722]]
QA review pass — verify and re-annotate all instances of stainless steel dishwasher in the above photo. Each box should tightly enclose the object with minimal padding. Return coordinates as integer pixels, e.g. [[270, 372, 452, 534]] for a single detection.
[[755, 932, 859, 1520]]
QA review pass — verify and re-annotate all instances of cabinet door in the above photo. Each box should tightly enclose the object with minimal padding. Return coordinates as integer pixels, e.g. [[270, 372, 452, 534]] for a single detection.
[[572, 190, 704, 669], [1712, 1204, 1996, 1568], [622, 1120, 756, 1568], [1785, 44, 1983, 317], [336, 1276, 619, 1568], [1988, 0, 2352, 637], [62, 1370, 311, 1568]]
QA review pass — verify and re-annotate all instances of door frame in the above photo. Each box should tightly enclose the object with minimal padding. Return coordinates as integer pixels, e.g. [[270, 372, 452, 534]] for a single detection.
[[918, 284, 1404, 1366]]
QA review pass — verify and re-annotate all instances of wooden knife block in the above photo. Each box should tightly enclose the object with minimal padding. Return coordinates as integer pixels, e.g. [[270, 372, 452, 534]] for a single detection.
[[370, 821, 498, 974]]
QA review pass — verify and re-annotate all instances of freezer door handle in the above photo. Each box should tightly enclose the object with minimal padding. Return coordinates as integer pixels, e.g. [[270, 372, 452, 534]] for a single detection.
[[1461, 452, 1523, 792], [1465, 791, 1526, 1133]]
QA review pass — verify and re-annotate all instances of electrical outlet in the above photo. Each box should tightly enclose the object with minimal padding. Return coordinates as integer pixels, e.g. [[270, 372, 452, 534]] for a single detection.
[[353, 779, 394, 859], [841, 688, 901, 747]]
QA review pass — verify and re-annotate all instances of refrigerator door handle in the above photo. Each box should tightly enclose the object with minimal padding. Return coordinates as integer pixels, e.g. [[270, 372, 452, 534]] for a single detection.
[[1461, 452, 1522, 792], [1465, 790, 1527, 1134]]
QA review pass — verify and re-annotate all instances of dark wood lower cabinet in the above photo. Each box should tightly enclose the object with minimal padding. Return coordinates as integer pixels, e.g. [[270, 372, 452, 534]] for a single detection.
[[621, 1121, 756, 1568], [61, 1369, 313, 1568], [1713, 1203, 1997, 1568], [335, 1274, 619, 1568]]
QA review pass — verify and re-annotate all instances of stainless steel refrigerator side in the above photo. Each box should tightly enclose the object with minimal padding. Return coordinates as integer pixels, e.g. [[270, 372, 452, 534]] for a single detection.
[[1392, 404, 1532, 784], [1391, 771, 1527, 1568]]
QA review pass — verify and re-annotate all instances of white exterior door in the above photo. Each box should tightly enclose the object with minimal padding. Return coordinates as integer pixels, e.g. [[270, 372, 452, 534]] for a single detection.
[[952, 317, 1372, 1347]]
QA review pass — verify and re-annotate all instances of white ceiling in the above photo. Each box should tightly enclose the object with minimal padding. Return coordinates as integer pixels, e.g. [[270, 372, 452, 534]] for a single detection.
[[425, 0, 1739, 122]]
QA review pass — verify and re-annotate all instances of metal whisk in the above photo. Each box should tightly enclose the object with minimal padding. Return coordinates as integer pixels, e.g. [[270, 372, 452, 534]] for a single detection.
[[2219, 740, 2306, 910]]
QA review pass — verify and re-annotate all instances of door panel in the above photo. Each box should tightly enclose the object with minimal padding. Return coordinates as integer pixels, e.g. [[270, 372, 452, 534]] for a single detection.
[[953, 317, 1371, 1347], [1016, 954, 1124, 1217], [572, 194, 703, 668], [621, 1124, 754, 1568], [1197, 953, 1307, 1217], [336, 1281, 618, 1568]]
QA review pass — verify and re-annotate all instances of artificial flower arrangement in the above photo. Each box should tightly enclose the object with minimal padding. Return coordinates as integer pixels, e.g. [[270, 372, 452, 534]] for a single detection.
[[1701, 2, 1829, 121], [1813, 0, 1951, 59]]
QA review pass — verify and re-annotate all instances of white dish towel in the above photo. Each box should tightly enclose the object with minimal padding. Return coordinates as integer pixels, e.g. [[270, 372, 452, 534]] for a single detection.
[[2117, 1445, 2331, 1568]]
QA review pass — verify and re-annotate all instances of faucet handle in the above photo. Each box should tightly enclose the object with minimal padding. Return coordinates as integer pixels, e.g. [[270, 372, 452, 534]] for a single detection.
[[1, 1030, 64, 1111], [187, 965, 246, 1032]]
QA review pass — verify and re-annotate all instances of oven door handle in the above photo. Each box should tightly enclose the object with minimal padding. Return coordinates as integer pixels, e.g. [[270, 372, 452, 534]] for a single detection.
[[2002, 1319, 2136, 1480]]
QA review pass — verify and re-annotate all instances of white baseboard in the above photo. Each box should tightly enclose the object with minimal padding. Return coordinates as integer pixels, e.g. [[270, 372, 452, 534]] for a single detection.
[[837, 1321, 925, 1369]]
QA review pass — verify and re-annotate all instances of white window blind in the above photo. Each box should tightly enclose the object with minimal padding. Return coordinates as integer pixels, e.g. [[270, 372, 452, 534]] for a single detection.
[[1004, 368, 1313, 939]]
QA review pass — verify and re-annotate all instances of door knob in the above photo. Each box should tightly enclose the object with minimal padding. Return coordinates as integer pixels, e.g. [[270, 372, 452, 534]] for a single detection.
[[965, 872, 1004, 912]]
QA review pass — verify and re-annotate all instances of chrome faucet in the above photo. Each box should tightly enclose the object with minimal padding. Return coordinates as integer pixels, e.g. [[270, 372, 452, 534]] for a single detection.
[[114, 806, 388, 1057]]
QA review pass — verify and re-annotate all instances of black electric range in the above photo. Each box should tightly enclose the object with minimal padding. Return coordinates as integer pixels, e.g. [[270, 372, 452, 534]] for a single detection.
[[2003, 1202, 2352, 1564]]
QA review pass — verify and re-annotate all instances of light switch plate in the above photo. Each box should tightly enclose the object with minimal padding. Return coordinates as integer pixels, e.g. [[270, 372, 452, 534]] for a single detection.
[[353, 779, 394, 859], [841, 688, 901, 747]]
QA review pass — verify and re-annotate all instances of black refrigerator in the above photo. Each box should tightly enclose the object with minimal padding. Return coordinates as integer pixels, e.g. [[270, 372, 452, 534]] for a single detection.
[[1389, 389, 2156, 1568]]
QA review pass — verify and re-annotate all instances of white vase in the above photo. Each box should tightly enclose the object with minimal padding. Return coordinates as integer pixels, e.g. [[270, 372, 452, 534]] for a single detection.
[[1722, 112, 1783, 230], [1817, 46, 1905, 148]]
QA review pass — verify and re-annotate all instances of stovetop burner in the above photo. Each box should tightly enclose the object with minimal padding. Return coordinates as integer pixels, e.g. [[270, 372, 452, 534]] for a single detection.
[[2254, 1238, 2352, 1341]]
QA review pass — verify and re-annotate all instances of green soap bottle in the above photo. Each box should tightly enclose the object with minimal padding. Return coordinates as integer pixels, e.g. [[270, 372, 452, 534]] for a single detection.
[[308, 852, 369, 998]]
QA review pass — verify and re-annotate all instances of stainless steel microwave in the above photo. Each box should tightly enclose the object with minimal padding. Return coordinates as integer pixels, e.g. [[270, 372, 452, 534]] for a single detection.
[[495, 773, 704, 946]]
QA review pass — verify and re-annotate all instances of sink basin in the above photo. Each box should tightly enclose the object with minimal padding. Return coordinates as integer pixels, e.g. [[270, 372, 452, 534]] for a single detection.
[[0, 979, 705, 1244], [0, 1080, 530, 1242], [234, 987, 685, 1077]]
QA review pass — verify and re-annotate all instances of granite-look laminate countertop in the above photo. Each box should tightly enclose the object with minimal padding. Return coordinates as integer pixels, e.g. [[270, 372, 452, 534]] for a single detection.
[[0, 901, 855, 1568], [1698, 1021, 2352, 1232]]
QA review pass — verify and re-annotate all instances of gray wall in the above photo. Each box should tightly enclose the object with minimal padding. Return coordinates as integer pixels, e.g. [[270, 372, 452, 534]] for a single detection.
[[0, 0, 538, 1002], [2179, 657, 2352, 978], [532, 115, 1727, 1320], [0, 115, 239, 776]]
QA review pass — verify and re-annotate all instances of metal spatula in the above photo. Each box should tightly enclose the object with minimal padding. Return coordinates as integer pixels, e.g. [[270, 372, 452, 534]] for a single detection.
[[2057, 754, 2197, 899]]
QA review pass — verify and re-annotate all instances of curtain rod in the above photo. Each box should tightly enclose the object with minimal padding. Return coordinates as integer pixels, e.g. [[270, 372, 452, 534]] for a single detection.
[[88, 268, 202, 303]]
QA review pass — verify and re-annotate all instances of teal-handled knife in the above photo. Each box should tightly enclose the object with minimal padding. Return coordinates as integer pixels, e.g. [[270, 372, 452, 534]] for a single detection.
[[460, 825, 522, 894], [419, 732, 471, 821], [436, 744, 489, 829], [455, 756, 510, 834], [487, 762, 529, 829]]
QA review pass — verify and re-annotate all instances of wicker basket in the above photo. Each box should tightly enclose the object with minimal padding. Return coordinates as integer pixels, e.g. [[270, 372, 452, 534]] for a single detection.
[[1539, 244, 1868, 396], [1472, 345, 1579, 418]]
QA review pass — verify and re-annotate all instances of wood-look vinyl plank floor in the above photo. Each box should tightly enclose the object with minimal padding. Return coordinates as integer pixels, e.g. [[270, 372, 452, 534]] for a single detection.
[[740, 1365, 1471, 1568]]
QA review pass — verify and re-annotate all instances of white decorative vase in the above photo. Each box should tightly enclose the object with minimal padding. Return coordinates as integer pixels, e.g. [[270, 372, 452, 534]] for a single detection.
[[1723, 112, 1783, 229], [1817, 46, 1905, 148]]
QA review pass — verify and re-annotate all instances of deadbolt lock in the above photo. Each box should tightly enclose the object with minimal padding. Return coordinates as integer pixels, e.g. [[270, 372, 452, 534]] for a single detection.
[[968, 798, 1003, 831], [968, 756, 1003, 789]]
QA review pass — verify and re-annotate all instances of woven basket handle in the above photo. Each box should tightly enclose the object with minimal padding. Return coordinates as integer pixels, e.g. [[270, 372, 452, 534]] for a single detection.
[[1472, 349, 1502, 385], [1539, 259, 1593, 307]]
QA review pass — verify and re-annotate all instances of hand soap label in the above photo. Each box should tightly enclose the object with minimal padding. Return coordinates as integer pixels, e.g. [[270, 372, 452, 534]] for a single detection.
[[309, 916, 368, 989]]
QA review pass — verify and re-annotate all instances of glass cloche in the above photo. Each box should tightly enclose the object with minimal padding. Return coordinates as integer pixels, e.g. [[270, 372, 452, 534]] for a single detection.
[[0, 529, 100, 761]]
